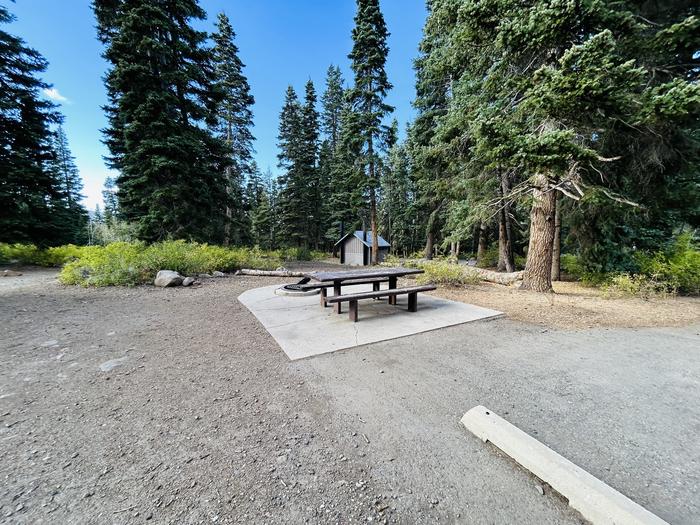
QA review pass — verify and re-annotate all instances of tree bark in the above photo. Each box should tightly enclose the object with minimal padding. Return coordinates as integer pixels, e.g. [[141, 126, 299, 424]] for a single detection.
[[424, 231, 434, 260], [237, 269, 306, 277], [497, 173, 515, 272], [551, 193, 561, 281], [368, 139, 379, 265], [476, 222, 488, 266], [521, 173, 557, 292]]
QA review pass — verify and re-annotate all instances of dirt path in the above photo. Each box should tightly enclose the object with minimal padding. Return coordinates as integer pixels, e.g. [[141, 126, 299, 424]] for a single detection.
[[1, 269, 697, 523]]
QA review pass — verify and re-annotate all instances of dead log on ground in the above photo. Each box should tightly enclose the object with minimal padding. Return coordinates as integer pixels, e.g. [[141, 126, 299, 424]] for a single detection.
[[237, 269, 306, 277]]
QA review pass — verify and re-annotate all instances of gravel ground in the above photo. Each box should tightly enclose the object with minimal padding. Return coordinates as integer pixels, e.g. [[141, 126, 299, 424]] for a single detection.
[[1, 268, 698, 524]]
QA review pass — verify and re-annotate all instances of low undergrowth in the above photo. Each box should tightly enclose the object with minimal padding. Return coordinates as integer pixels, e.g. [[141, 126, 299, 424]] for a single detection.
[[383, 255, 481, 286], [58, 241, 286, 286], [1, 241, 325, 286]]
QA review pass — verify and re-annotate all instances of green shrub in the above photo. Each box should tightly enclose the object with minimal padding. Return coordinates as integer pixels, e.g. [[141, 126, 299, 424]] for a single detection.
[[59, 241, 284, 286], [0, 243, 85, 266], [635, 232, 700, 295], [476, 243, 499, 268], [414, 259, 480, 286], [601, 273, 673, 299], [0, 243, 43, 265]]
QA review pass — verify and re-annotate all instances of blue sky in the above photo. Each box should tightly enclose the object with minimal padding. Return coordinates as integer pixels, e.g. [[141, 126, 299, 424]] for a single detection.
[[9, 0, 427, 209]]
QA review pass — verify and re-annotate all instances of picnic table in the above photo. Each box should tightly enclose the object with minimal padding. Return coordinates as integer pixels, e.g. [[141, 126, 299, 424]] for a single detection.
[[303, 267, 432, 321]]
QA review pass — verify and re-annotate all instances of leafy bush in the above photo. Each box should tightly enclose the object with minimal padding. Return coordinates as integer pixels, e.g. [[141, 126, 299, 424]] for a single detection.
[[59, 241, 284, 286], [0, 243, 85, 266], [416, 260, 481, 286], [601, 273, 673, 299], [635, 232, 700, 295]]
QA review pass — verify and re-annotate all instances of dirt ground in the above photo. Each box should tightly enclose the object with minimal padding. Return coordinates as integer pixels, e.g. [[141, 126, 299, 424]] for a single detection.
[[1, 266, 698, 524], [1, 269, 404, 524], [434, 280, 700, 329]]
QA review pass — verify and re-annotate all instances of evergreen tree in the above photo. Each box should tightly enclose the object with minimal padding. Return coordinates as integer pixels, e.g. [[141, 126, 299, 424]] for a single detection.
[[300, 79, 321, 247], [50, 125, 89, 244], [421, 0, 700, 291], [276, 86, 306, 245], [93, 0, 229, 243], [380, 141, 416, 256], [0, 6, 66, 246], [211, 11, 255, 246], [321, 65, 344, 151], [347, 0, 394, 263], [102, 176, 119, 224]]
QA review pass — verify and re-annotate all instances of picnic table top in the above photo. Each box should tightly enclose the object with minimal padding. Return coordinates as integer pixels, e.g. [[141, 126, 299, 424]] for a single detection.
[[304, 267, 424, 282]]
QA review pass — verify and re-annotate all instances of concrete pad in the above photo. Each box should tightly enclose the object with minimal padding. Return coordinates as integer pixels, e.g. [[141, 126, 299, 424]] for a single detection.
[[238, 283, 502, 360], [462, 405, 668, 525]]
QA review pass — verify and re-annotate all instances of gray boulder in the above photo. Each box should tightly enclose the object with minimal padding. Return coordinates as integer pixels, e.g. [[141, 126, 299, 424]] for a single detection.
[[198, 273, 212, 279], [212, 271, 226, 277], [182, 277, 196, 287], [154, 270, 183, 287]]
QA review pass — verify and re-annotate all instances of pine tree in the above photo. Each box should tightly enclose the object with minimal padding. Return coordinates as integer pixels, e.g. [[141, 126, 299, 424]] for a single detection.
[[300, 79, 320, 247], [211, 11, 255, 246], [380, 141, 416, 256], [0, 5, 69, 246], [93, 0, 229, 243], [50, 125, 89, 244], [321, 65, 344, 152], [102, 176, 119, 224], [347, 0, 394, 263], [276, 86, 306, 245]]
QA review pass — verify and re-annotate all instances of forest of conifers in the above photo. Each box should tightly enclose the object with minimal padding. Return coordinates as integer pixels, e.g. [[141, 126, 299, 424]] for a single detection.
[[1, 0, 698, 293]]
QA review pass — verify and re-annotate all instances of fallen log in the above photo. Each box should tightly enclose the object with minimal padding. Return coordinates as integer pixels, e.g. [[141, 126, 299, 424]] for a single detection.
[[237, 269, 306, 278], [465, 266, 524, 285]]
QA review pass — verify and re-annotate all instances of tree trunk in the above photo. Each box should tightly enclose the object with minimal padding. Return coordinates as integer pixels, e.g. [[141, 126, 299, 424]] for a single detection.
[[497, 173, 515, 272], [521, 173, 557, 292], [476, 222, 488, 266], [368, 137, 379, 264], [551, 193, 561, 281], [424, 231, 434, 260]]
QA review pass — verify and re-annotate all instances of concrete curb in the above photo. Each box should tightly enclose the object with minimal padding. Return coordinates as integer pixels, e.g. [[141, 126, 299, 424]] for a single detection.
[[461, 406, 668, 525]]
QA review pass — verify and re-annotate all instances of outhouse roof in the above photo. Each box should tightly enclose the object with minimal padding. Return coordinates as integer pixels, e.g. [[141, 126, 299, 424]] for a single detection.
[[334, 230, 390, 248]]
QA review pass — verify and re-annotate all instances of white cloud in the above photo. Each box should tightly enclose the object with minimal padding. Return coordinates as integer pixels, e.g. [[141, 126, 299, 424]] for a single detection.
[[42, 87, 69, 103]]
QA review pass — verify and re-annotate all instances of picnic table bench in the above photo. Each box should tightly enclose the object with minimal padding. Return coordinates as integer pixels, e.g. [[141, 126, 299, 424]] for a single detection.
[[303, 268, 435, 322]]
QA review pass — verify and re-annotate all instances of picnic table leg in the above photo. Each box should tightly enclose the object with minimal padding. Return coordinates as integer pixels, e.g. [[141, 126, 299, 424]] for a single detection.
[[349, 300, 358, 322], [320, 287, 328, 307], [333, 281, 342, 314], [388, 276, 397, 305], [408, 292, 418, 312]]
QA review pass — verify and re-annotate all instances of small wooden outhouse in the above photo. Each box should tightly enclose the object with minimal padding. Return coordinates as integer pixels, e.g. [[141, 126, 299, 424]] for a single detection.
[[335, 230, 390, 266]]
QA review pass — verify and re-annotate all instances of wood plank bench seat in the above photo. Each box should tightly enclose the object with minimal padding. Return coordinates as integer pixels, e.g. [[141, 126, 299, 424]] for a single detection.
[[325, 285, 437, 322], [300, 277, 391, 308]]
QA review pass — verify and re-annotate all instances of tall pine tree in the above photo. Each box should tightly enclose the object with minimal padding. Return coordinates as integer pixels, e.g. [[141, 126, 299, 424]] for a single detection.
[[0, 6, 71, 246], [347, 0, 393, 263], [50, 125, 89, 244], [94, 0, 228, 242], [211, 11, 255, 246]]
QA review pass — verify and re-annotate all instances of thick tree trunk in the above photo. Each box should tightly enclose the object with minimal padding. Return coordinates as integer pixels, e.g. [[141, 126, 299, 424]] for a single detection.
[[521, 173, 557, 292], [368, 139, 379, 264], [476, 222, 488, 266], [551, 194, 561, 281]]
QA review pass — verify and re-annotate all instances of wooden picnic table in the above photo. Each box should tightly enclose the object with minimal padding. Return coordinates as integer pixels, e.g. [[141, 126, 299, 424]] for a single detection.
[[304, 267, 424, 313]]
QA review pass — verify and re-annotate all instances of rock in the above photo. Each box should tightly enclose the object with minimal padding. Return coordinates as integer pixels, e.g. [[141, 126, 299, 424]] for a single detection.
[[182, 277, 196, 287], [275, 267, 288, 272], [198, 273, 212, 279], [535, 484, 545, 496], [212, 271, 226, 278], [2, 269, 22, 277], [154, 270, 183, 287]]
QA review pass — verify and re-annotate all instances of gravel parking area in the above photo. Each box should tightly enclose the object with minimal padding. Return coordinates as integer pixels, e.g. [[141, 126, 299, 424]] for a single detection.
[[1, 268, 698, 523]]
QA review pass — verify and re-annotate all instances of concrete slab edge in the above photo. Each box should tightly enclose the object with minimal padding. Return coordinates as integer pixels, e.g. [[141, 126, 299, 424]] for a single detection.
[[461, 406, 668, 525]]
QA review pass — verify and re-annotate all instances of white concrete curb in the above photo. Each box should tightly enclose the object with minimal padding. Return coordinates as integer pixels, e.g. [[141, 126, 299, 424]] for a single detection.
[[461, 406, 668, 525]]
